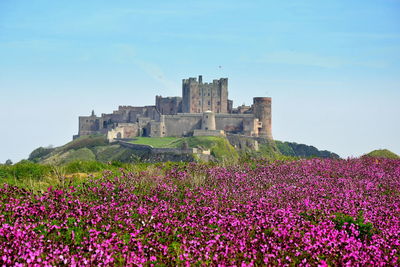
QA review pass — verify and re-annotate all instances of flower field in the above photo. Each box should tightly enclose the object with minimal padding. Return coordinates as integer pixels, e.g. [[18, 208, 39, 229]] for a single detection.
[[1, 158, 399, 266]]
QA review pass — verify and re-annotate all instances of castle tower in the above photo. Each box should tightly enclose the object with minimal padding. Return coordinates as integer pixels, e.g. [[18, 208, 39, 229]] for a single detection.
[[253, 97, 272, 139], [182, 76, 228, 114], [201, 110, 216, 131]]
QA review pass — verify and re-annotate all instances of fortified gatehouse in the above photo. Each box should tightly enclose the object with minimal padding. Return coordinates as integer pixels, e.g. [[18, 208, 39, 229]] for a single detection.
[[74, 76, 272, 141]]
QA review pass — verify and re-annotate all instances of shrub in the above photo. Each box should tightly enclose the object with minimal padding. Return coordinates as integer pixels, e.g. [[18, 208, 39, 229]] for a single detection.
[[332, 211, 375, 240], [1, 161, 52, 180], [28, 147, 55, 162]]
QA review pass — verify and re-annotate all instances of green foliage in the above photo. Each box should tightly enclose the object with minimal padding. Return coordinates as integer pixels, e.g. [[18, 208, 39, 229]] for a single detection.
[[332, 211, 375, 240], [27, 132, 341, 166], [61, 148, 96, 164], [275, 141, 296, 156], [62, 135, 108, 152], [275, 140, 340, 159], [64, 160, 108, 173], [0, 160, 52, 180], [363, 149, 399, 159], [300, 209, 324, 225], [186, 136, 239, 162], [238, 140, 297, 163], [28, 146, 55, 163], [129, 137, 183, 148], [129, 136, 238, 162]]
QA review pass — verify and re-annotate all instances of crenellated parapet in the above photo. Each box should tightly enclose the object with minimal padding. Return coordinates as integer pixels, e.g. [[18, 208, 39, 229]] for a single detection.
[[75, 76, 272, 140]]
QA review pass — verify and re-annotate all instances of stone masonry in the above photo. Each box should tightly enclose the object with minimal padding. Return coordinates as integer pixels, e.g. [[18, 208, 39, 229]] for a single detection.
[[74, 76, 272, 141]]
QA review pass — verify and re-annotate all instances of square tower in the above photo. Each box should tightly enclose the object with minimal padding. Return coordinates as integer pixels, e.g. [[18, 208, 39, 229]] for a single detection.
[[182, 75, 228, 113]]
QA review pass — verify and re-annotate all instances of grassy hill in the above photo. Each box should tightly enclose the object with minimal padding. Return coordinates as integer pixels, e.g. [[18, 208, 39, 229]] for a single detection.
[[275, 141, 340, 159], [29, 135, 138, 165], [28, 135, 340, 165], [363, 149, 399, 159], [129, 136, 239, 162], [29, 135, 239, 164]]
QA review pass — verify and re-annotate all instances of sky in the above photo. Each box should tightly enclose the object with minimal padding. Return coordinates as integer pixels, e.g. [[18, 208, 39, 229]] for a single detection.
[[0, 0, 399, 162]]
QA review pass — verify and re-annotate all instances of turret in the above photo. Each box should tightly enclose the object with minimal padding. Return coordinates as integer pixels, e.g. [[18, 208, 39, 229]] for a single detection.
[[253, 97, 272, 139], [201, 110, 216, 131]]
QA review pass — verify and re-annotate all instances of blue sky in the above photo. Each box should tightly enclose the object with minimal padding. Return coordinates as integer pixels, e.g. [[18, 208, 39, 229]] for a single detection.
[[0, 0, 399, 162]]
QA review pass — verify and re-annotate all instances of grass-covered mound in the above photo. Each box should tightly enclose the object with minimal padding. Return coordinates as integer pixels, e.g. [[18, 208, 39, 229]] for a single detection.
[[28, 134, 339, 165], [186, 136, 238, 162], [363, 149, 399, 159], [129, 137, 183, 148], [130, 136, 239, 162], [29, 135, 138, 165], [29, 135, 239, 164], [275, 140, 340, 159]]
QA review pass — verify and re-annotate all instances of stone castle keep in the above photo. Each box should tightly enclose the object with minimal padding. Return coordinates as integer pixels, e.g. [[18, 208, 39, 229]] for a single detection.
[[75, 76, 272, 141]]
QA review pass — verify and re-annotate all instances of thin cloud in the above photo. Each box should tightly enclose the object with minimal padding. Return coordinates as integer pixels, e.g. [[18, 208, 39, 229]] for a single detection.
[[261, 51, 346, 68], [258, 50, 388, 69], [135, 60, 179, 92], [112, 43, 178, 92]]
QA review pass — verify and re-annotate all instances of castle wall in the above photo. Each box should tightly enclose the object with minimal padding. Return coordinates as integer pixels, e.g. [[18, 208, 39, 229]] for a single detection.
[[156, 96, 182, 115], [163, 113, 202, 136], [161, 113, 260, 137], [215, 114, 259, 136], [101, 106, 160, 131], [76, 76, 272, 140], [107, 123, 140, 141], [78, 115, 101, 136], [148, 121, 165, 137]]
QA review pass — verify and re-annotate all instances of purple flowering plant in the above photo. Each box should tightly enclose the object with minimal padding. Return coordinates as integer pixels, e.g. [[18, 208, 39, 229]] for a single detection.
[[0, 157, 399, 265]]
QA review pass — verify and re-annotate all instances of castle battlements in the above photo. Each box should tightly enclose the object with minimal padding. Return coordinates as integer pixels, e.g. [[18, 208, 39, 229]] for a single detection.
[[75, 76, 272, 141]]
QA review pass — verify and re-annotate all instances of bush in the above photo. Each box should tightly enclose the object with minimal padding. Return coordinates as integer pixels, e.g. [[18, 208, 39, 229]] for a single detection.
[[0, 161, 52, 181], [28, 147, 55, 162], [332, 211, 375, 240]]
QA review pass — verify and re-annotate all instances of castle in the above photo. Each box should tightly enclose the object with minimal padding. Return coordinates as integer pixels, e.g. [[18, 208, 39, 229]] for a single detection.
[[74, 76, 272, 141]]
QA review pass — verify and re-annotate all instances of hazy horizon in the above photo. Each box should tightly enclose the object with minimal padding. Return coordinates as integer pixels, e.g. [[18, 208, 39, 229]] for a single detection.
[[1, 0, 399, 162]]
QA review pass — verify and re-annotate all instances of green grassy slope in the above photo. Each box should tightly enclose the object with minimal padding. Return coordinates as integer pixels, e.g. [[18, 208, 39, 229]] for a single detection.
[[29, 135, 138, 164], [28, 134, 340, 165], [29, 135, 239, 164], [275, 141, 340, 159], [130, 136, 239, 162], [363, 149, 399, 159], [129, 137, 183, 148]]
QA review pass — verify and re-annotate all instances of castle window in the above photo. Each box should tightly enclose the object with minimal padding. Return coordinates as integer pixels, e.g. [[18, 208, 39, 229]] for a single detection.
[[199, 101, 201, 105], [208, 93, 210, 96], [208, 101, 211, 105], [86, 120, 88, 123]]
